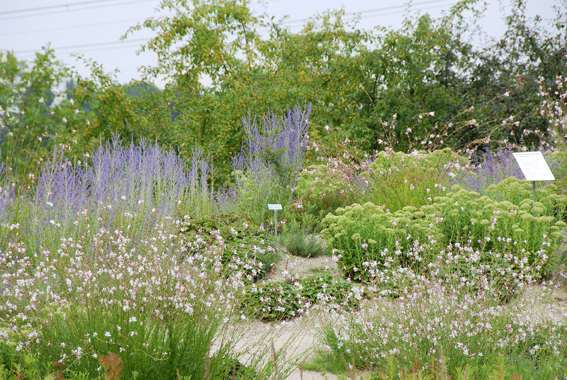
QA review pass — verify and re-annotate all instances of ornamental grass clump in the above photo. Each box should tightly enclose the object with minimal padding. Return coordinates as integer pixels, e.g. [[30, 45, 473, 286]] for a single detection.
[[363, 148, 468, 213], [279, 222, 328, 258]]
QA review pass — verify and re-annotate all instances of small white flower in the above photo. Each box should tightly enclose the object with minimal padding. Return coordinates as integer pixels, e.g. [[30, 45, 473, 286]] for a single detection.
[[105, 331, 111, 337], [39, 97, 44, 103]]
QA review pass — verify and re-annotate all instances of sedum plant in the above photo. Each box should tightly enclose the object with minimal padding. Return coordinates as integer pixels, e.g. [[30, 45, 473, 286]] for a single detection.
[[322, 180, 567, 284]]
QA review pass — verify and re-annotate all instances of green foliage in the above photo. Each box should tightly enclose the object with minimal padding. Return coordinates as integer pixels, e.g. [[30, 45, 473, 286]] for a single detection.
[[0, 340, 42, 380], [279, 222, 328, 258], [5, 1, 567, 184], [0, 48, 70, 179], [322, 202, 438, 280], [322, 179, 567, 282], [232, 167, 288, 226], [299, 272, 360, 311], [61, 62, 175, 163], [240, 273, 359, 321], [241, 281, 303, 321], [179, 212, 280, 282], [364, 148, 465, 212], [316, 282, 567, 380], [295, 163, 360, 219]]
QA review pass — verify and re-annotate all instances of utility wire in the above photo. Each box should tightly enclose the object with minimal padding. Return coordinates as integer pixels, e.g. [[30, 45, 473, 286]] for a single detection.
[[282, 0, 457, 25], [0, 17, 146, 37], [8, 38, 150, 55], [0, 0, 158, 21], [0, 0, 121, 16], [6, 0, 458, 56], [14, 41, 149, 58]]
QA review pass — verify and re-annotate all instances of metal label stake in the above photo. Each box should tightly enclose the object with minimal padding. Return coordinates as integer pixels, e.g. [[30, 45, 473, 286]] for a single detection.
[[268, 204, 282, 236], [512, 152, 555, 215]]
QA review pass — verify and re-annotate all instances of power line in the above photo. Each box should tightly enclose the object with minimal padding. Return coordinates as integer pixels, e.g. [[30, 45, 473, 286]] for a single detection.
[[0, 17, 146, 37], [282, 0, 457, 25], [5, 0, 458, 56], [14, 40, 148, 58], [8, 38, 150, 55], [0, 0, 120, 16], [0, 0, 158, 21]]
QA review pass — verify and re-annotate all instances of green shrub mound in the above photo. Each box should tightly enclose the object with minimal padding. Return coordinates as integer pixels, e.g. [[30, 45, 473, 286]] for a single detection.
[[240, 273, 360, 321], [322, 177, 567, 284], [179, 212, 280, 283]]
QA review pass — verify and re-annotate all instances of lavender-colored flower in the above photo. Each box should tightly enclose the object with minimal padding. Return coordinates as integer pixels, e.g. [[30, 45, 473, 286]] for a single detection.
[[233, 104, 311, 188]]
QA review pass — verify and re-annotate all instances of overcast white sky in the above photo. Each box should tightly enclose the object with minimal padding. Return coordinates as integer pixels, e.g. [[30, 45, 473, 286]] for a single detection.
[[0, 0, 562, 88]]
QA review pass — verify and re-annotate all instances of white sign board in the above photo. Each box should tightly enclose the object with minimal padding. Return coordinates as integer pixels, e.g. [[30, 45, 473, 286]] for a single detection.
[[512, 152, 555, 181], [268, 204, 282, 210]]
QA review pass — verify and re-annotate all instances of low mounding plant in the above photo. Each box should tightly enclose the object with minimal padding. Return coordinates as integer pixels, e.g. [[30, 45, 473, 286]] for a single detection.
[[178, 211, 280, 283], [240, 273, 362, 321], [322, 179, 567, 284]]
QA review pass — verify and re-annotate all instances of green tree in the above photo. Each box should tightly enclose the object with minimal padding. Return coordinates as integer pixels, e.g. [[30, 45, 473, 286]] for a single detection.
[[0, 47, 69, 179]]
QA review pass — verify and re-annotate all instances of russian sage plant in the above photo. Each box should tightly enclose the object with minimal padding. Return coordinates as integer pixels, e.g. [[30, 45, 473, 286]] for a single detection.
[[0, 138, 216, 256], [232, 105, 311, 224]]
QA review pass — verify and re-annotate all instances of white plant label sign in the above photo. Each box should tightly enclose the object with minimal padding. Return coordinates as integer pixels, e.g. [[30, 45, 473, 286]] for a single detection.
[[268, 204, 282, 210], [512, 152, 555, 181]]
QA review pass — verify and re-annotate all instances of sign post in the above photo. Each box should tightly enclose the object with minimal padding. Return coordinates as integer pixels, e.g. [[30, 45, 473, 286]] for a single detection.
[[512, 152, 555, 206], [268, 204, 282, 236]]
